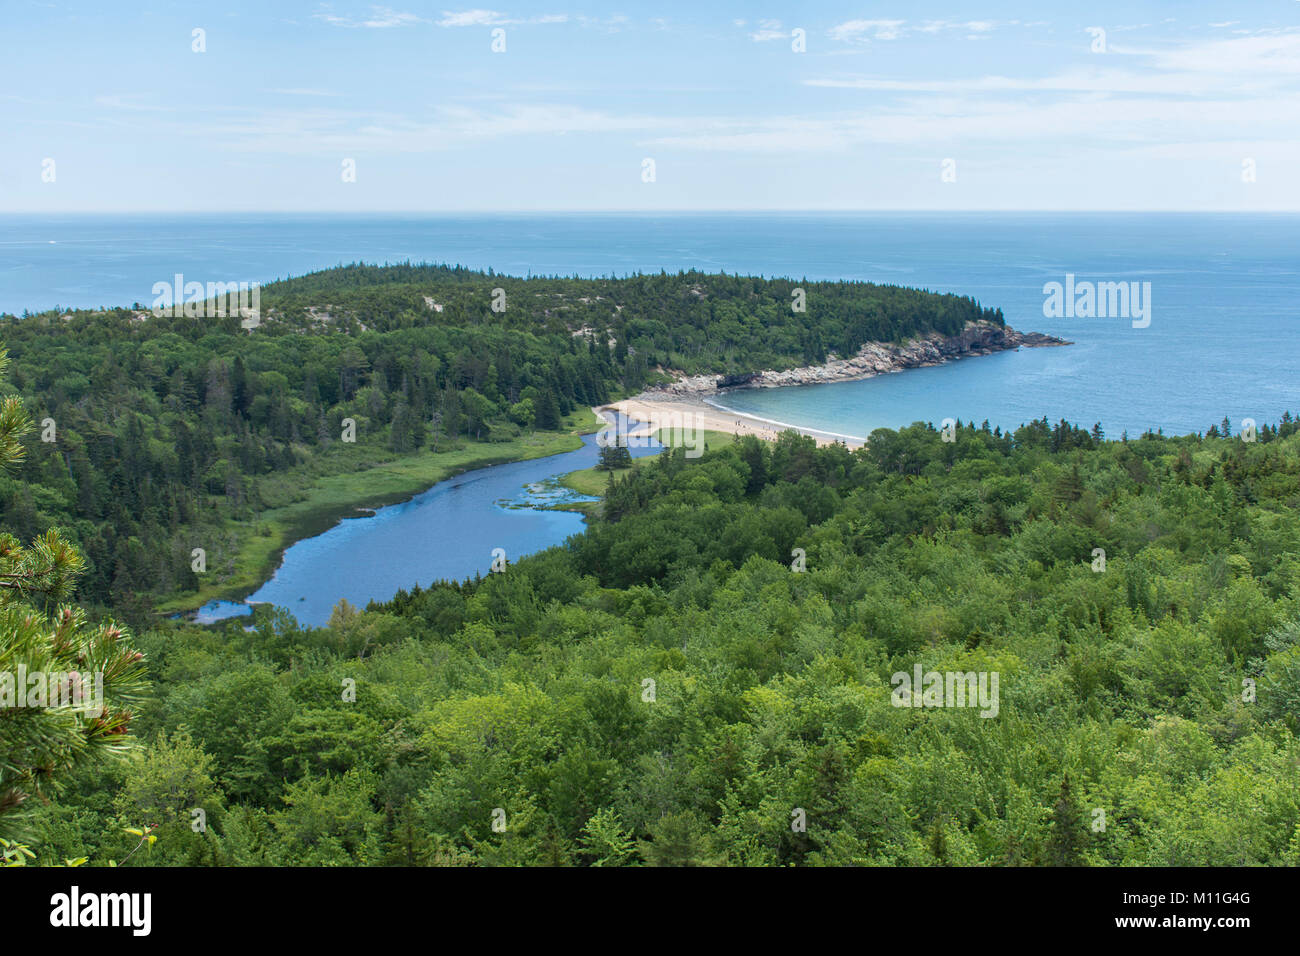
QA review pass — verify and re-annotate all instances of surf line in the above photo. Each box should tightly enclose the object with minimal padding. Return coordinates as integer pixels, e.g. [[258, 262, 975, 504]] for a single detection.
[[701, 396, 869, 445]]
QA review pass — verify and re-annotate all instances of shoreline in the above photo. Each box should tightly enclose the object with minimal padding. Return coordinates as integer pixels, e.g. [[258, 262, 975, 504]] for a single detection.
[[159, 413, 604, 621], [702, 395, 868, 444], [638, 320, 1069, 399], [606, 321, 1069, 448], [601, 396, 866, 448]]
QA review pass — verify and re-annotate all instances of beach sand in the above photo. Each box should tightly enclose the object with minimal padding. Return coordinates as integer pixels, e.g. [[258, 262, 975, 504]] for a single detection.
[[600, 397, 865, 449]]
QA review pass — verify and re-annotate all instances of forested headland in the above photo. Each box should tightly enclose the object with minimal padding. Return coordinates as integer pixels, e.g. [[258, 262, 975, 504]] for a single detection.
[[0, 264, 997, 615]]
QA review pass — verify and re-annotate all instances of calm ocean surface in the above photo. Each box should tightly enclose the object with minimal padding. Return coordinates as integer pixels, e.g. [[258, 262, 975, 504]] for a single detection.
[[3, 212, 1297, 438], [4, 213, 1296, 623]]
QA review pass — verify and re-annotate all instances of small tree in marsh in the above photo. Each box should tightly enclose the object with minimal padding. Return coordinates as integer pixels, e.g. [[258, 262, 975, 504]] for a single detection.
[[597, 442, 633, 471]]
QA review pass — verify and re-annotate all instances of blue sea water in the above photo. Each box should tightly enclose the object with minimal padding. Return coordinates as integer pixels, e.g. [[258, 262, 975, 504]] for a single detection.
[[3, 212, 1296, 439], [3, 212, 1296, 623]]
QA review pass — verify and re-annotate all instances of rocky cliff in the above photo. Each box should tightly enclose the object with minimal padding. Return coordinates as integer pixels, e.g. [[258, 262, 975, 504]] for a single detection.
[[643, 320, 1070, 397]]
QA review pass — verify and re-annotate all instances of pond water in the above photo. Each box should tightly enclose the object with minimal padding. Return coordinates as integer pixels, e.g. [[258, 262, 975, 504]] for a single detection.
[[191, 414, 660, 628]]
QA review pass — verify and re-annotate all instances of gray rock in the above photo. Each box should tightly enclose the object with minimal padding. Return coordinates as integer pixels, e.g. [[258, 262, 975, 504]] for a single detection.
[[643, 321, 1070, 397]]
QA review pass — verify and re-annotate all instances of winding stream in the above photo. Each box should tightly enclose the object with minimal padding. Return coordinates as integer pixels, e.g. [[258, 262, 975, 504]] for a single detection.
[[193, 414, 660, 627]]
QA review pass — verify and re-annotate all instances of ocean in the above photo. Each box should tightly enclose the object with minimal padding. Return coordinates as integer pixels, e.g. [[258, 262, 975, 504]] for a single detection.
[[3, 212, 1297, 437]]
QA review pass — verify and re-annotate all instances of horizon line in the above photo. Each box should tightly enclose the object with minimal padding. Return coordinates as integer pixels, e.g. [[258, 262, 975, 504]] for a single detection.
[[3, 208, 1300, 217]]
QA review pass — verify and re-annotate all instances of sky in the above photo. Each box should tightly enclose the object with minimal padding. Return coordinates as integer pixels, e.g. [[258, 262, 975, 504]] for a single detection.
[[3, 1, 1300, 211]]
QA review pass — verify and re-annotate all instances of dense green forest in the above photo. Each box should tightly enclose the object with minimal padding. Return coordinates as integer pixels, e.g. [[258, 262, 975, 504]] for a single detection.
[[0, 265, 995, 612], [5, 264, 1295, 867], [252, 263, 1001, 374], [17, 416, 1300, 865]]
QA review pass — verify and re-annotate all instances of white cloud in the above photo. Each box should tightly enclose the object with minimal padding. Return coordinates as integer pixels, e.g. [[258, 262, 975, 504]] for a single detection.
[[436, 9, 569, 27], [918, 20, 994, 34], [807, 28, 1300, 99], [56, 17, 1300, 195], [829, 18, 998, 43], [805, 67, 1276, 96], [1144, 29, 1300, 75], [437, 9, 506, 27], [644, 102, 1299, 155], [829, 19, 906, 43], [178, 102, 680, 155], [748, 19, 785, 43], [363, 7, 423, 27], [575, 14, 626, 31], [315, 6, 426, 28], [314, 7, 568, 28], [94, 94, 174, 112]]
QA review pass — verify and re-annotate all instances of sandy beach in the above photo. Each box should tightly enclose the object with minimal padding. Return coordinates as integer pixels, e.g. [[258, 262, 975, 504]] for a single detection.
[[593, 322, 1070, 452], [600, 397, 866, 449]]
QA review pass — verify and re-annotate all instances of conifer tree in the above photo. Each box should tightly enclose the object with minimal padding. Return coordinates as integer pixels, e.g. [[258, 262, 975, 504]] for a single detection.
[[0, 348, 147, 841], [534, 388, 561, 431], [1043, 774, 1088, 866]]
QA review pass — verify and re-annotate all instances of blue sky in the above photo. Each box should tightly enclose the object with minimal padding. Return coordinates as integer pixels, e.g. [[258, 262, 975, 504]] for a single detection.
[[4, 1, 1299, 211]]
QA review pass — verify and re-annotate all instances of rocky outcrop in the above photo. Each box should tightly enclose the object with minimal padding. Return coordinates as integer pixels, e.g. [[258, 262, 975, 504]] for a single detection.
[[716, 372, 761, 389], [643, 321, 1070, 397]]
